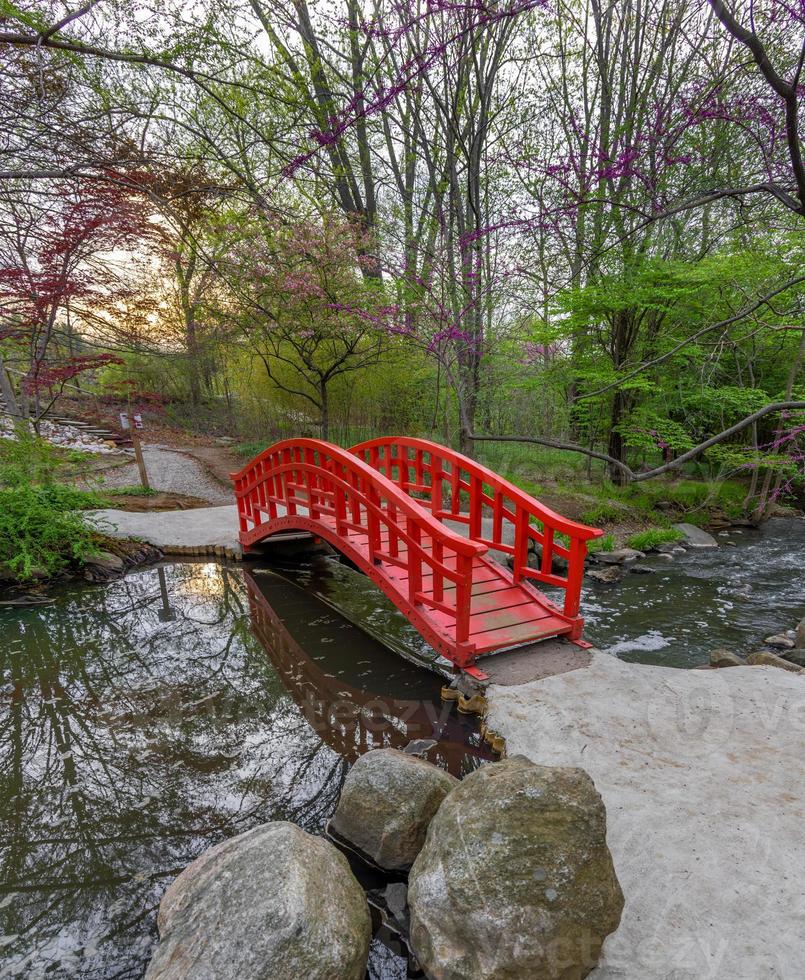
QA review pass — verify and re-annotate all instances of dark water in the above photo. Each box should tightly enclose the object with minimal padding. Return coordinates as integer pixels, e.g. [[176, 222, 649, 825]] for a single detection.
[[582, 517, 805, 668], [0, 563, 491, 979]]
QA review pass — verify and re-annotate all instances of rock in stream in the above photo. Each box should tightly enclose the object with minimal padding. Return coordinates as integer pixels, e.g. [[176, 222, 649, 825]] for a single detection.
[[145, 821, 371, 980], [329, 747, 457, 871], [672, 523, 718, 548], [747, 650, 803, 673]]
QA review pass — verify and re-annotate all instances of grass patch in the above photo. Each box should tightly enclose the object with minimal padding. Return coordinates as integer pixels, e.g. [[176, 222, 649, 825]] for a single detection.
[[626, 528, 685, 551], [577, 477, 751, 525], [476, 442, 601, 486], [581, 502, 626, 525], [234, 441, 268, 460], [588, 533, 615, 553], [614, 479, 747, 518], [106, 485, 159, 497]]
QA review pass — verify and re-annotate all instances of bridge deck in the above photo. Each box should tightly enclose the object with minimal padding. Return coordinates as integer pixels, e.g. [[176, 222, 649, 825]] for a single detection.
[[321, 517, 572, 653]]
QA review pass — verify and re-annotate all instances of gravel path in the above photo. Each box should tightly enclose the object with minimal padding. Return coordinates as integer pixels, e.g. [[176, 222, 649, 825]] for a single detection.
[[96, 444, 233, 504]]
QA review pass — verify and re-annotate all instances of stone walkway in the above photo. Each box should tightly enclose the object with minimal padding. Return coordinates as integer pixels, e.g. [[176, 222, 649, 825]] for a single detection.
[[486, 653, 805, 979]]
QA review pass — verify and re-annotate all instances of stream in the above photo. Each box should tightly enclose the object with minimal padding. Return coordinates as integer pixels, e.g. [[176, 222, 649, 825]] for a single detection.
[[583, 517, 805, 667], [0, 563, 491, 979], [0, 516, 802, 978]]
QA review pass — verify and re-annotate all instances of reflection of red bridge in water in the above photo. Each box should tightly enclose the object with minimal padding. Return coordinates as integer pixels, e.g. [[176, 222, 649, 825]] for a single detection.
[[233, 437, 602, 677], [245, 572, 494, 773]]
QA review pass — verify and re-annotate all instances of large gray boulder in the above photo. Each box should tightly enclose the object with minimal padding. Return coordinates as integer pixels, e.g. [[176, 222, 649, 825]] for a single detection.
[[408, 756, 624, 980], [747, 650, 803, 673], [672, 523, 718, 548], [796, 618, 805, 649], [329, 748, 457, 871], [145, 821, 371, 980]]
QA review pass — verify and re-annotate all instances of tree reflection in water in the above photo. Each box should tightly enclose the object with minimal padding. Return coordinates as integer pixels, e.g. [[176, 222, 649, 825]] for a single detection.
[[0, 561, 490, 979]]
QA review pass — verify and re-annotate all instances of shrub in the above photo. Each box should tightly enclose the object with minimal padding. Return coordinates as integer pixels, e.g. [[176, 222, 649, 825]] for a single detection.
[[0, 427, 61, 485], [626, 528, 685, 551], [0, 484, 101, 580], [0, 431, 102, 581]]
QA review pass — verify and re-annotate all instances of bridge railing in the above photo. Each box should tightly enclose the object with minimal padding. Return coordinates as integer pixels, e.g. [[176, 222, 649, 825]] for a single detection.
[[231, 439, 487, 649], [350, 437, 603, 628]]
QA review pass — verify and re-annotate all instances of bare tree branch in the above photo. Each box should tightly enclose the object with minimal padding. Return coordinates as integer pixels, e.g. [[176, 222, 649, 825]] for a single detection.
[[471, 401, 805, 483], [708, 0, 805, 214]]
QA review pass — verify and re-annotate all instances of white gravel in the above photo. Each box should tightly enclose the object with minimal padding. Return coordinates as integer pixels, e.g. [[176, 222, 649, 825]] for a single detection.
[[97, 444, 232, 504], [0, 417, 122, 454]]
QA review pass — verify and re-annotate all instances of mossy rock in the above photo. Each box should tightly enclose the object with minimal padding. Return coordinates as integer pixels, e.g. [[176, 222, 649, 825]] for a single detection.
[[408, 756, 624, 979], [146, 821, 370, 980]]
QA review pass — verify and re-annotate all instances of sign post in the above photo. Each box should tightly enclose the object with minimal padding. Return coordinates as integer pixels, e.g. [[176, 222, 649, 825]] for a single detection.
[[120, 411, 150, 490]]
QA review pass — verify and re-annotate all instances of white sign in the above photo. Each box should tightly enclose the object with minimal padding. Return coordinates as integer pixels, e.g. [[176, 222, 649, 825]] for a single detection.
[[133, 413, 143, 430], [119, 412, 130, 430]]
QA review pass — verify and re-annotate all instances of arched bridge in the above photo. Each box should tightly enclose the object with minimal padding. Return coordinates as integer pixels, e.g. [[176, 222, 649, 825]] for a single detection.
[[231, 437, 602, 675]]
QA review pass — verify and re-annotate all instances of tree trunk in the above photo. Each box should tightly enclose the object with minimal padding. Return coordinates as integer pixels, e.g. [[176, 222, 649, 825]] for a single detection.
[[320, 381, 329, 441], [186, 315, 202, 407], [0, 354, 20, 417], [176, 258, 202, 406], [752, 325, 805, 520], [457, 391, 476, 458], [607, 389, 629, 485], [459, 425, 474, 457]]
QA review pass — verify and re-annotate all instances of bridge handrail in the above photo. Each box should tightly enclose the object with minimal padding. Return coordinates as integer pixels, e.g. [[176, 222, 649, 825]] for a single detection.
[[231, 438, 485, 558], [231, 438, 487, 647], [350, 436, 603, 622]]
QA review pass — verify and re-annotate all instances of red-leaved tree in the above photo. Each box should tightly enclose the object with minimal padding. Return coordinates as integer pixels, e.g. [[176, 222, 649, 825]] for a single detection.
[[0, 175, 155, 422]]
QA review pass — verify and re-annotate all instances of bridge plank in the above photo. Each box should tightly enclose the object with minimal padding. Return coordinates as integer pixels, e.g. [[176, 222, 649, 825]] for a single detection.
[[464, 587, 540, 614], [469, 617, 570, 652], [468, 604, 554, 633]]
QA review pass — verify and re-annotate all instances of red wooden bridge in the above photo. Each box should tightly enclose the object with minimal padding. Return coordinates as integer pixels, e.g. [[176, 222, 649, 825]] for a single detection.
[[231, 437, 602, 676]]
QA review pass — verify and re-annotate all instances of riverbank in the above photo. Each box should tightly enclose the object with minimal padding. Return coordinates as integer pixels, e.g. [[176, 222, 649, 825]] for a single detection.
[[486, 651, 805, 978]]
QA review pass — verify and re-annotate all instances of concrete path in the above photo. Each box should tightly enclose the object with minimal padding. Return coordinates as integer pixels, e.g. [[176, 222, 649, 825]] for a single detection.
[[90, 505, 242, 557], [486, 653, 805, 979]]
